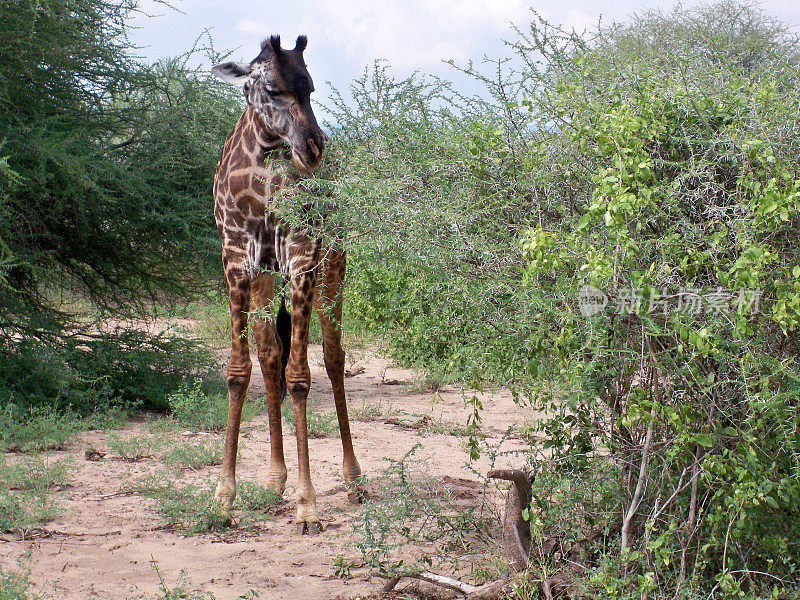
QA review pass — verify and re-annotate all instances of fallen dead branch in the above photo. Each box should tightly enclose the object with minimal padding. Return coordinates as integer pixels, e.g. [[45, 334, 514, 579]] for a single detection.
[[88, 490, 136, 501], [46, 529, 123, 537], [1, 529, 123, 542], [381, 571, 510, 600], [383, 415, 430, 430]]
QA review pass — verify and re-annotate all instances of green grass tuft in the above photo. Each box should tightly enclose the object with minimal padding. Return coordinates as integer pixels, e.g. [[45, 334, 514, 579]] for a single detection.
[[131, 473, 229, 534], [131, 472, 282, 534], [161, 439, 222, 469], [168, 379, 262, 431], [235, 480, 282, 512], [280, 399, 339, 438], [0, 404, 81, 453], [0, 455, 68, 535], [107, 433, 165, 462], [130, 560, 260, 600], [0, 561, 41, 600]]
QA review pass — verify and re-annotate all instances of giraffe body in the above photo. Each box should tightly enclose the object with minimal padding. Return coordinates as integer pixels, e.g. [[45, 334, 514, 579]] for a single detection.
[[211, 36, 363, 532]]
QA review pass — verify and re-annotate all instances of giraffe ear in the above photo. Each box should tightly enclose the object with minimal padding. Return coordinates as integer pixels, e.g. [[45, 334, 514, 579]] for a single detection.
[[211, 61, 253, 84]]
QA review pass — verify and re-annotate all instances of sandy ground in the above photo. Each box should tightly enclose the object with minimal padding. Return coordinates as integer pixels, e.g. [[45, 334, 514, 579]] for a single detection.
[[0, 344, 543, 600]]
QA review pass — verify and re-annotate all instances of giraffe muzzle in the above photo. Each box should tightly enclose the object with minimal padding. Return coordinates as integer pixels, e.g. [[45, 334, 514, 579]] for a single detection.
[[291, 151, 313, 173], [291, 135, 324, 173]]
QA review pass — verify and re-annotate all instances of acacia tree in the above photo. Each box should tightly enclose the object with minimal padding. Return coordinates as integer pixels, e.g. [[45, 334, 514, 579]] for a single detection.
[[0, 0, 241, 337], [0, 0, 242, 411]]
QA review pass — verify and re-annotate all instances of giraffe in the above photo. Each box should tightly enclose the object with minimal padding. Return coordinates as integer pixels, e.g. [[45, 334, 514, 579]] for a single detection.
[[210, 34, 363, 534]]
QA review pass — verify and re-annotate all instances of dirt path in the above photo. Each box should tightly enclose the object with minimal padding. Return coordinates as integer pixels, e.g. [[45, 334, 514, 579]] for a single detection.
[[1, 345, 541, 599]]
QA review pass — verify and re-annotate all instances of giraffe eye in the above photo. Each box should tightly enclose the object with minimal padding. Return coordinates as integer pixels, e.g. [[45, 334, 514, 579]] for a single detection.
[[265, 89, 283, 96]]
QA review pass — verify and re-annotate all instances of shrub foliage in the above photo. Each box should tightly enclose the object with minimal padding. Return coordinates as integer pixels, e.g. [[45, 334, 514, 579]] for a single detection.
[[301, 2, 800, 596]]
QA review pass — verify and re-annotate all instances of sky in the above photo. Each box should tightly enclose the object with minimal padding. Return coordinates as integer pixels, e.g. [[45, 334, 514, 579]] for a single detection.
[[129, 0, 800, 110]]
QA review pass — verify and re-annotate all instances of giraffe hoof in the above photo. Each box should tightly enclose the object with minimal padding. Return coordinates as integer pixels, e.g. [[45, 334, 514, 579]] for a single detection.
[[296, 520, 322, 535], [214, 481, 235, 515], [348, 487, 369, 505], [266, 475, 287, 497], [218, 514, 234, 528]]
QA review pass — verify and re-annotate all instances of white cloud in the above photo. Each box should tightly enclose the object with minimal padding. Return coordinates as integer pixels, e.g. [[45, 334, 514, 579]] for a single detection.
[[234, 17, 326, 57], [564, 9, 599, 34], [236, 19, 269, 35], [294, 0, 531, 69]]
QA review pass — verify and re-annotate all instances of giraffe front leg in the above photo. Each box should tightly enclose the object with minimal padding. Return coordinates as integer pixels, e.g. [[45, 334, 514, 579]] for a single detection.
[[215, 268, 252, 515], [285, 268, 322, 534]]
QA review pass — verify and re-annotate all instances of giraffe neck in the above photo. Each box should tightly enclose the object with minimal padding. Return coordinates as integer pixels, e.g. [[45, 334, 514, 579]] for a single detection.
[[237, 105, 284, 165]]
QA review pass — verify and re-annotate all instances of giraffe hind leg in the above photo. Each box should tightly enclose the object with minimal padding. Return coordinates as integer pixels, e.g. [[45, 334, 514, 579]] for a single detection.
[[251, 274, 289, 495], [275, 293, 291, 400], [315, 250, 366, 504]]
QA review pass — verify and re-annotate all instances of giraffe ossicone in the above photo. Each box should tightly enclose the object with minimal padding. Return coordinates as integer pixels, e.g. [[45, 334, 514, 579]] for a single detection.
[[211, 34, 365, 533]]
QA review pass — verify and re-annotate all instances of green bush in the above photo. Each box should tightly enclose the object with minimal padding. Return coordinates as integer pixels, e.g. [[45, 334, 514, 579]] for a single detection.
[[511, 3, 800, 595], [309, 1, 800, 595], [350, 445, 497, 579], [0, 329, 221, 417], [0, 329, 223, 452], [0, 0, 239, 443], [0, 0, 242, 340]]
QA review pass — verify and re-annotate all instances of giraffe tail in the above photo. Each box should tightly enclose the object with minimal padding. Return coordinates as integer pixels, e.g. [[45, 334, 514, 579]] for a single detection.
[[276, 294, 292, 401]]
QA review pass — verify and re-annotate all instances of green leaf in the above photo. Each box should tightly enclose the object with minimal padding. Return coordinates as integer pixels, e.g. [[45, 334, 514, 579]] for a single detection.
[[694, 433, 713, 448]]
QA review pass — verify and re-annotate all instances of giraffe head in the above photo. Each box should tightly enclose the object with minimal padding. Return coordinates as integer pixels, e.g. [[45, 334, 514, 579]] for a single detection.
[[212, 35, 325, 173]]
